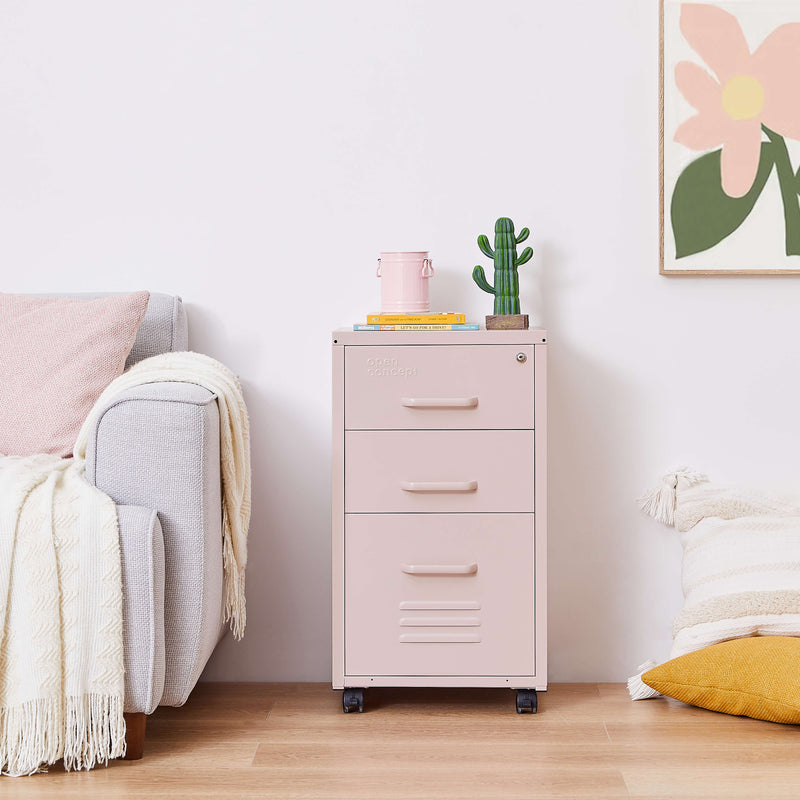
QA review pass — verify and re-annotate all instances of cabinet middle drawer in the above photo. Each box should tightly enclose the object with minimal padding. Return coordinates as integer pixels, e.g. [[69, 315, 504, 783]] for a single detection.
[[345, 430, 534, 513]]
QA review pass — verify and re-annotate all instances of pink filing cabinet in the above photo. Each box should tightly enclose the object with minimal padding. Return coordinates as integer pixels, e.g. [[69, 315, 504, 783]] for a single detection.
[[331, 329, 547, 713]]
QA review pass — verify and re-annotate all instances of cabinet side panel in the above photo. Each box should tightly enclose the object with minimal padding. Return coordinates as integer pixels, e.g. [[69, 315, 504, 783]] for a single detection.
[[332, 343, 346, 688], [534, 343, 548, 688]]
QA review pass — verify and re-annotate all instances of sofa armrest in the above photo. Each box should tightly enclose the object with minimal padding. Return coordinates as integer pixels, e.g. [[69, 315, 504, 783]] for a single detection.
[[84, 382, 224, 706]]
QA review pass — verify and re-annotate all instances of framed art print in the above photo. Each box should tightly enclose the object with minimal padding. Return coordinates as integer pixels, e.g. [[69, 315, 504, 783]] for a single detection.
[[661, 0, 800, 274]]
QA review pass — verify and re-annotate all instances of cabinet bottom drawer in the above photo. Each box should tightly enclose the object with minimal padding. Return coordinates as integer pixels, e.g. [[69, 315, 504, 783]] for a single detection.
[[345, 514, 534, 677]]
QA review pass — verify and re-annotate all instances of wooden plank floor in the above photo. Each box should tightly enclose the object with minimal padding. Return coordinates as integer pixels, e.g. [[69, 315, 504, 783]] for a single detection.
[[4, 682, 800, 798]]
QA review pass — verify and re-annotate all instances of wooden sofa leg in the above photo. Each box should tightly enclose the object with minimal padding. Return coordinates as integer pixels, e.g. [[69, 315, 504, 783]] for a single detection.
[[123, 712, 146, 760]]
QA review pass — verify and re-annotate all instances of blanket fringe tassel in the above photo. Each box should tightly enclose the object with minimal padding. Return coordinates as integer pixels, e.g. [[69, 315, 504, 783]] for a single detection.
[[0, 694, 125, 776], [223, 533, 246, 641], [636, 467, 707, 526], [627, 661, 662, 701]]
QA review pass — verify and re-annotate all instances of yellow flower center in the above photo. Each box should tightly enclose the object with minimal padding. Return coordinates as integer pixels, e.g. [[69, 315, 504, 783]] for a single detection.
[[721, 75, 765, 120]]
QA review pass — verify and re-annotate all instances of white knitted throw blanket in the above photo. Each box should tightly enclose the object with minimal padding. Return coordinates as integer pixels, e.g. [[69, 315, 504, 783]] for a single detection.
[[0, 351, 250, 775], [76, 351, 252, 640], [0, 455, 125, 775]]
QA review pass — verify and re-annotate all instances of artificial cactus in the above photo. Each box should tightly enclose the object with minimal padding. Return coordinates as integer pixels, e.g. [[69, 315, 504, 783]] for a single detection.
[[472, 217, 533, 315]]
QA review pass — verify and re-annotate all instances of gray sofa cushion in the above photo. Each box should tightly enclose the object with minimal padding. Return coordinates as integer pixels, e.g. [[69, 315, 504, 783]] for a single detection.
[[127, 293, 188, 367], [118, 505, 165, 715]]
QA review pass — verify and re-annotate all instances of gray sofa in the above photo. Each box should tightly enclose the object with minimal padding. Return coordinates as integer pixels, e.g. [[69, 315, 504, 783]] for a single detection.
[[72, 293, 225, 757]]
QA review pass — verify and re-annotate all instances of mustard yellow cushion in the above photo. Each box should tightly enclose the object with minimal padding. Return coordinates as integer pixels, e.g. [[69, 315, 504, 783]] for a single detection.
[[643, 637, 800, 724]]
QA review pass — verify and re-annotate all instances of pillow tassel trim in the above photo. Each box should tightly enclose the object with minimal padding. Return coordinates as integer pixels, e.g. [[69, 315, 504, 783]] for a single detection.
[[627, 661, 662, 701], [637, 467, 707, 526]]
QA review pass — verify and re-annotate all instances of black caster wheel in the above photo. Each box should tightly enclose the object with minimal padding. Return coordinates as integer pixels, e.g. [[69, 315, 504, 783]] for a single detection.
[[515, 689, 538, 714], [342, 688, 364, 713]]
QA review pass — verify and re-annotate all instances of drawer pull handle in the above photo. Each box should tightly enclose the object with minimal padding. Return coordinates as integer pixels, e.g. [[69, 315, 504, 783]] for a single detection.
[[400, 397, 479, 409], [401, 563, 478, 575], [400, 480, 478, 493], [399, 600, 481, 610]]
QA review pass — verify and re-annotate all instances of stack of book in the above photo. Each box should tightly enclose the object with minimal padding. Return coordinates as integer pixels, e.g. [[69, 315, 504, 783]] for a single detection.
[[354, 313, 478, 331]]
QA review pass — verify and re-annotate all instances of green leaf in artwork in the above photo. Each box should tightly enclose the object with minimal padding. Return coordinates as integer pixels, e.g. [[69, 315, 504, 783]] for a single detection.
[[671, 143, 774, 258]]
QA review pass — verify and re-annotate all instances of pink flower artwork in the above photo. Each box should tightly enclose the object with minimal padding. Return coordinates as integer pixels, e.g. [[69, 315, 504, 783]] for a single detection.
[[674, 4, 800, 198], [667, 3, 800, 266]]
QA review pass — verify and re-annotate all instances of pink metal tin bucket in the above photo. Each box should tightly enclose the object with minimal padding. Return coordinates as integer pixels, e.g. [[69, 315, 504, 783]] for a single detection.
[[376, 252, 434, 313]]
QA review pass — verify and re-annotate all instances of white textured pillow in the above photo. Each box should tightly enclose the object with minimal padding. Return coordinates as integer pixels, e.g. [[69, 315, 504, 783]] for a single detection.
[[640, 470, 800, 658], [0, 292, 150, 457]]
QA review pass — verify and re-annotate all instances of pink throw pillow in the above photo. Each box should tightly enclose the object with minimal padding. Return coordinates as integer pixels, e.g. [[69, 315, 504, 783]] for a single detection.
[[0, 292, 150, 457]]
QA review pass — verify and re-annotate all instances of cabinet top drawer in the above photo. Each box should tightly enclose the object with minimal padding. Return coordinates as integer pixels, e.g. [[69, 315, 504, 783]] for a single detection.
[[343, 345, 535, 430]]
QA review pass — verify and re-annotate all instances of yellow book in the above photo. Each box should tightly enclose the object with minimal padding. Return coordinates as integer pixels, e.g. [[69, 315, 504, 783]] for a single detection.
[[366, 312, 466, 325]]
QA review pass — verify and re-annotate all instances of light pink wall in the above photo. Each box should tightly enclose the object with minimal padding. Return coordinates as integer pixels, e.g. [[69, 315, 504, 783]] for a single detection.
[[5, 0, 800, 681]]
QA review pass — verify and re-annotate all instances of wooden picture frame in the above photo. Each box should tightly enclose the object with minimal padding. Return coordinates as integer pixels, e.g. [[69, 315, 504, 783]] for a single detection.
[[660, 0, 800, 275]]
